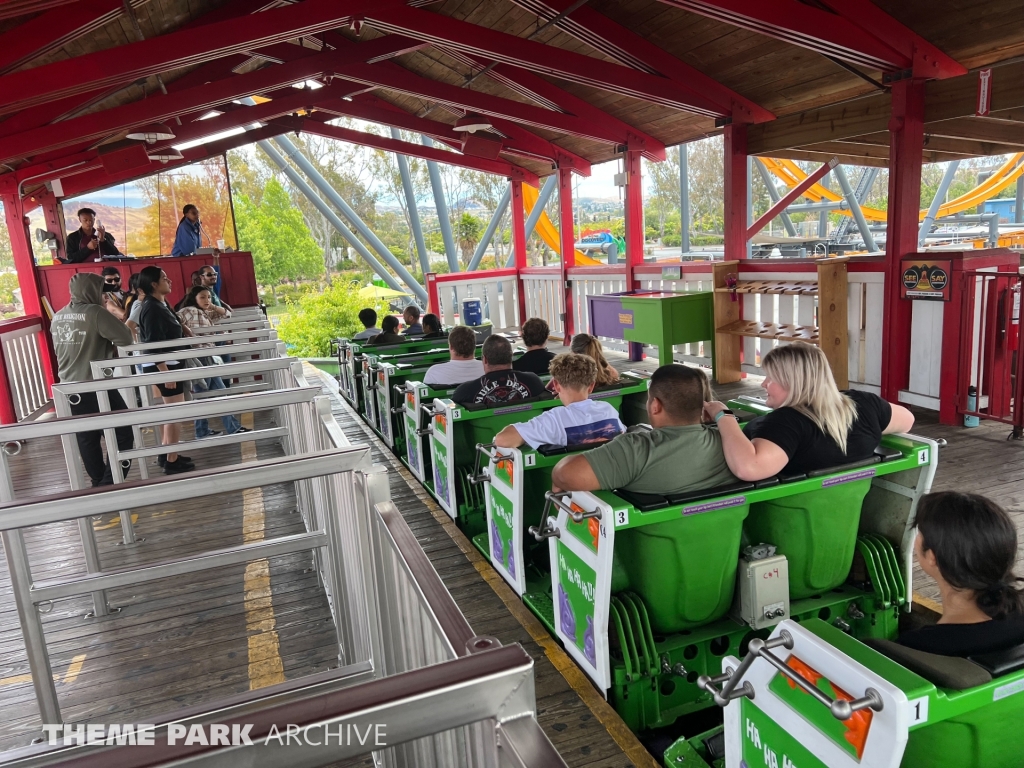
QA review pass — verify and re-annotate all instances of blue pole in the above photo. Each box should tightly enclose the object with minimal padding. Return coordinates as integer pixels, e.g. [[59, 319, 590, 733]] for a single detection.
[[420, 136, 460, 272], [391, 127, 430, 275], [272, 134, 428, 303], [919, 160, 960, 246], [505, 175, 558, 267], [259, 140, 406, 294], [468, 184, 511, 272]]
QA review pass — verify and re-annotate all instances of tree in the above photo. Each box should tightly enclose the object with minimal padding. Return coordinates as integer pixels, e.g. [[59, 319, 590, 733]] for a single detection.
[[644, 150, 681, 240], [457, 213, 483, 265], [688, 136, 724, 234], [276, 283, 388, 357], [462, 172, 509, 263], [135, 157, 237, 256], [235, 179, 324, 292]]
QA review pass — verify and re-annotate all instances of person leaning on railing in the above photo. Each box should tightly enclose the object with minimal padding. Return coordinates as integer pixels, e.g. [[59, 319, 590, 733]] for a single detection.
[[49, 273, 135, 486], [137, 266, 194, 475]]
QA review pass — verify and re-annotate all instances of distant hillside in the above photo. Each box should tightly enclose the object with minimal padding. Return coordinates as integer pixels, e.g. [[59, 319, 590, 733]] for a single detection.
[[62, 202, 150, 251]]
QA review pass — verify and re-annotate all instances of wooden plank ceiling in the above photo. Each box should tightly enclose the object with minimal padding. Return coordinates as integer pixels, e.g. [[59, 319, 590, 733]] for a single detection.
[[2, 0, 1024, 199]]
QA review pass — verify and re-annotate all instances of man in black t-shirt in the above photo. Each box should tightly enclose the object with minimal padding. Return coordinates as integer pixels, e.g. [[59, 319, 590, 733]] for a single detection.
[[513, 317, 555, 375], [64, 208, 122, 263], [452, 334, 546, 406]]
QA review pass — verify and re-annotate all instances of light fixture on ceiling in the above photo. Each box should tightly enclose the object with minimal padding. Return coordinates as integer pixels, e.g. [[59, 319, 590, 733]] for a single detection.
[[148, 148, 184, 164], [126, 122, 176, 144], [453, 113, 493, 134]]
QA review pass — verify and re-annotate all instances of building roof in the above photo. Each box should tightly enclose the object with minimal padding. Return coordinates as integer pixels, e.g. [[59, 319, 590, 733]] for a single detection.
[[0, 0, 1022, 199]]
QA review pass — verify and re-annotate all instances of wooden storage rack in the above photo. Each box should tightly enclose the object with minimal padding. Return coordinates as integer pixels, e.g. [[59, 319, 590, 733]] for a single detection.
[[712, 260, 849, 387]]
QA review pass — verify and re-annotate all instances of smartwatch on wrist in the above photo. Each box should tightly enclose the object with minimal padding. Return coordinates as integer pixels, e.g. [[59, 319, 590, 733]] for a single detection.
[[713, 409, 736, 423]]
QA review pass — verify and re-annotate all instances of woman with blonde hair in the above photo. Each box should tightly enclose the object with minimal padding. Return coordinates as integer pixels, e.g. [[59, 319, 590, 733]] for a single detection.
[[570, 333, 620, 386], [703, 342, 914, 480]]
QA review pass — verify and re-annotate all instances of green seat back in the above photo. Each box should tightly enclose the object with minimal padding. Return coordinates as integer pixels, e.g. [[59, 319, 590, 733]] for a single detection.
[[902, 693, 1024, 768], [744, 480, 870, 599], [612, 502, 749, 633]]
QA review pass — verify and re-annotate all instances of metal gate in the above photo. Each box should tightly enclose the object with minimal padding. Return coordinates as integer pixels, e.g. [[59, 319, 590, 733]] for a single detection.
[[958, 270, 1024, 435]]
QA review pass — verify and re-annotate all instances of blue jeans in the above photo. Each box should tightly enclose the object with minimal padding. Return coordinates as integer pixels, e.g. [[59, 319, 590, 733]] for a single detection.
[[194, 375, 242, 437]]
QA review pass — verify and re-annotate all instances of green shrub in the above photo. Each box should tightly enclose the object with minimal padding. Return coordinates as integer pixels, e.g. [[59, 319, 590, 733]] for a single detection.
[[276, 283, 389, 357], [0, 272, 19, 304]]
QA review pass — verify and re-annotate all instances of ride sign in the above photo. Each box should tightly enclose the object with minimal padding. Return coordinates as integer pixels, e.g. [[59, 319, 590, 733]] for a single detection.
[[900, 258, 951, 301]]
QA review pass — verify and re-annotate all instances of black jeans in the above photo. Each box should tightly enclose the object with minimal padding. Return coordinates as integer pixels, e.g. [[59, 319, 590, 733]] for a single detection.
[[70, 390, 134, 486]]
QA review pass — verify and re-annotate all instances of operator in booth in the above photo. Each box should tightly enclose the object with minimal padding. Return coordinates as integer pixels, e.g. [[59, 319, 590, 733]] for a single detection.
[[63, 208, 122, 263]]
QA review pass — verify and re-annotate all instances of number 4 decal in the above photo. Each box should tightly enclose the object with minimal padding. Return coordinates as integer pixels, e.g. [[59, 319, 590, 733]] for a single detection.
[[614, 509, 629, 528], [918, 448, 929, 465]]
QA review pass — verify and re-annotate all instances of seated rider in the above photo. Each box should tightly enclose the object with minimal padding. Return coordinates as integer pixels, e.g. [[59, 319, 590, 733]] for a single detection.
[[704, 342, 914, 480], [571, 333, 620, 386], [899, 491, 1024, 657], [353, 308, 381, 341], [451, 335, 546, 406], [513, 317, 555, 375], [423, 326, 484, 387], [369, 315, 405, 345], [420, 313, 447, 340], [551, 364, 736, 495], [402, 305, 423, 335], [494, 353, 624, 450]]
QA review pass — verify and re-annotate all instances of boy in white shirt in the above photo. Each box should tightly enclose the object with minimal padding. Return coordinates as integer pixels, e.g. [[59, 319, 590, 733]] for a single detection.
[[424, 325, 484, 386], [495, 353, 624, 449]]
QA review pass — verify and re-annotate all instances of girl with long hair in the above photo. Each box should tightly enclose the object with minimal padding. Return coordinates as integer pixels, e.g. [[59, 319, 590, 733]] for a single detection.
[[703, 342, 914, 480], [900, 491, 1024, 656]]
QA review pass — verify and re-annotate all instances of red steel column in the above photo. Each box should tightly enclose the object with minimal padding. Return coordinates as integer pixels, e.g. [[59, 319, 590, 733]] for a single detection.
[[510, 179, 529, 326], [558, 166, 576, 345], [723, 122, 749, 261], [880, 79, 925, 402], [1, 190, 57, 389], [624, 149, 644, 360]]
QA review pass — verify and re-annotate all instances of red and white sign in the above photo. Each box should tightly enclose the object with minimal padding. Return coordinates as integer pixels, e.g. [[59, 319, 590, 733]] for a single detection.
[[977, 68, 993, 116]]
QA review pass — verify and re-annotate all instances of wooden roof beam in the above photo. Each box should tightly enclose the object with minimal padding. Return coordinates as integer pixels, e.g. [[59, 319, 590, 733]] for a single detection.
[[310, 92, 592, 174], [54, 121, 301, 200], [434, 46, 665, 161], [0, 0, 411, 117], [0, 37, 418, 165], [656, 0, 964, 78], [298, 120, 541, 185], [362, 5, 731, 117], [924, 118, 1024, 147], [0, 0, 147, 75], [0, 0, 79, 22], [508, 0, 773, 123], [749, 61, 1024, 155], [332, 60, 647, 152]]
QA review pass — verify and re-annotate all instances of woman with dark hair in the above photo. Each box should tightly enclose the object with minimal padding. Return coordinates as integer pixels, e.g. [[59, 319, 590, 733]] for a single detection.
[[178, 286, 247, 439], [137, 266, 194, 474], [171, 204, 202, 257], [900, 491, 1024, 656], [421, 313, 446, 340]]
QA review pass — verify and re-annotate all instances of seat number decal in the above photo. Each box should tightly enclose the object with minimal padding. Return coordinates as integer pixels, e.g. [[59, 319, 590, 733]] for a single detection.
[[908, 696, 929, 725], [918, 449, 929, 465], [614, 509, 629, 528]]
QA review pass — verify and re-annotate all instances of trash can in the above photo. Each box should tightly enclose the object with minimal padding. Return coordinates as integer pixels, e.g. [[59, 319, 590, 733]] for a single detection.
[[462, 298, 482, 327]]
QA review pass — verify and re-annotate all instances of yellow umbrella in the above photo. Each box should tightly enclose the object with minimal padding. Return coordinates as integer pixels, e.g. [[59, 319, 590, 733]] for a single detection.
[[357, 284, 411, 300]]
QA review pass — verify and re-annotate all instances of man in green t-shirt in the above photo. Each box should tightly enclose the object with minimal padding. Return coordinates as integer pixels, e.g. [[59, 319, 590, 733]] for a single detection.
[[551, 364, 736, 495]]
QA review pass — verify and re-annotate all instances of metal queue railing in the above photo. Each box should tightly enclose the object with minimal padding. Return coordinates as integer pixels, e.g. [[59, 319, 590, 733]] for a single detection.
[[0, 447, 387, 730]]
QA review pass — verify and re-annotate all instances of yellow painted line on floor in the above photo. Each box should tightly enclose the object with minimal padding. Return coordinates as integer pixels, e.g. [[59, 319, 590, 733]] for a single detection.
[[0, 654, 87, 687], [93, 513, 138, 530], [340, 402, 660, 768], [239, 412, 285, 690], [913, 592, 944, 615]]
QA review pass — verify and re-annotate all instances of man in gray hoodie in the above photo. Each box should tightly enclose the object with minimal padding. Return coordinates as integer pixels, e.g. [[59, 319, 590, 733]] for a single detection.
[[51, 273, 135, 486]]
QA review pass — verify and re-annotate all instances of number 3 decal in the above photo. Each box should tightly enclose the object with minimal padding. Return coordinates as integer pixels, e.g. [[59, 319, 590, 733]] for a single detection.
[[615, 509, 629, 527]]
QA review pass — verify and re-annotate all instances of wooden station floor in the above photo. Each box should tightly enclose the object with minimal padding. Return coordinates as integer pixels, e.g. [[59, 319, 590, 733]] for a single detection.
[[0, 410, 340, 753]]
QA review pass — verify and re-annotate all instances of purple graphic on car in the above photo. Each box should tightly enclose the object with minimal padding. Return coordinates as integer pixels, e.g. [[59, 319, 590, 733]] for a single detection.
[[491, 520, 503, 566], [583, 615, 595, 665], [558, 583, 576, 641], [507, 546, 515, 579]]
